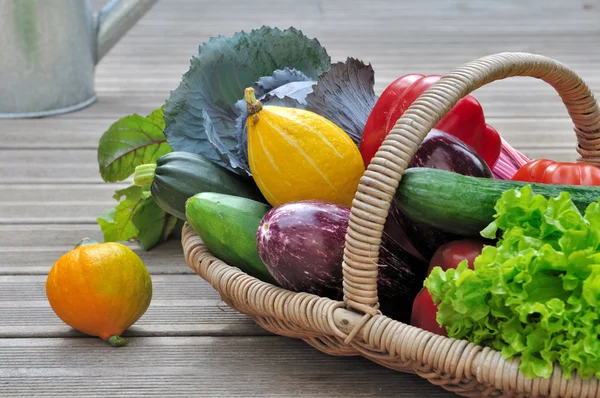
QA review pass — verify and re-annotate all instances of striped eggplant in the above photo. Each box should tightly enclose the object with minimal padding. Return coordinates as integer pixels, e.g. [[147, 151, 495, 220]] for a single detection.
[[256, 200, 428, 323]]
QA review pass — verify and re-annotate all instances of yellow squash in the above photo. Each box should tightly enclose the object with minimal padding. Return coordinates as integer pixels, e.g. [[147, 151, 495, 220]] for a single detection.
[[245, 87, 365, 207]]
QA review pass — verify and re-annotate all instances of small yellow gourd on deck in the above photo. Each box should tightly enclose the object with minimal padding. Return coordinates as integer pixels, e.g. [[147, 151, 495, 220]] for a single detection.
[[245, 87, 365, 207]]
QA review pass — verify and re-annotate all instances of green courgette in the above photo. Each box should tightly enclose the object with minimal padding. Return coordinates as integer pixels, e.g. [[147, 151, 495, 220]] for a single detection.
[[134, 152, 266, 220], [186, 192, 276, 284], [395, 167, 600, 236]]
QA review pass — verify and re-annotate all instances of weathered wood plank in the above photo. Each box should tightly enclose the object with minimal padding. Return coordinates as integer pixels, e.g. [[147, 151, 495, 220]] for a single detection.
[[0, 224, 112, 248], [0, 184, 121, 224], [0, 274, 268, 338], [0, 119, 114, 149], [0, 150, 101, 183], [0, 239, 190, 275], [0, 204, 109, 224], [0, 275, 210, 301], [0, 336, 455, 397], [1, 184, 129, 202], [2, 0, 599, 396]]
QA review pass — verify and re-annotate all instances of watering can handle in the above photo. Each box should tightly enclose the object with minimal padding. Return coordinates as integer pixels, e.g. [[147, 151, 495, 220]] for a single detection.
[[95, 0, 158, 63]]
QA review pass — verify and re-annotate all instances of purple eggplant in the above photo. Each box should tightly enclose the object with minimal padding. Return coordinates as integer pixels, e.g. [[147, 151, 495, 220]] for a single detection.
[[392, 129, 493, 260], [408, 129, 493, 177], [257, 200, 428, 323], [385, 202, 427, 262]]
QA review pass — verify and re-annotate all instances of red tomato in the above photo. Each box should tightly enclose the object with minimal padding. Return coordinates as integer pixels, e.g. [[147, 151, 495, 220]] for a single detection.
[[411, 288, 447, 336], [511, 159, 600, 185], [427, 238, 486, 275], [411, 239, 485, 336]]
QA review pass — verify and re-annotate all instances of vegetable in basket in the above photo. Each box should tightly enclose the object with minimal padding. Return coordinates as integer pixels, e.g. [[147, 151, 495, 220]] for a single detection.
[[244, 87, 365, 207], [257, 200, 428, 323], [511, 158, 600, 185], [491, 137, 531, 180], [185, 192, 277, 284], [393, 129, 493, 260], [411, 239, 485, 336], [424, 186, 600, 380], [133, 151, 267, 221], [395, 167, 600, 237], [359, 74, 502, 168]]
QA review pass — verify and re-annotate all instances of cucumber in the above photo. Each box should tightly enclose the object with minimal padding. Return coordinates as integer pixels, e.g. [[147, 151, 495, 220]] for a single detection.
[[185, 192, 276, 284], [395, 167, 600, 236], [134, 152, 266, 220]]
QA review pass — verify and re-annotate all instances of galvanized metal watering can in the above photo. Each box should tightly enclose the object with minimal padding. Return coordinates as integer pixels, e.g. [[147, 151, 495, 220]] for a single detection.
[[0, 0, 157, 118]]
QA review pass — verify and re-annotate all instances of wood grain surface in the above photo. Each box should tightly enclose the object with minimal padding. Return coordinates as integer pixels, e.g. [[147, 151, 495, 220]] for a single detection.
[[1, 0, 598, 396]]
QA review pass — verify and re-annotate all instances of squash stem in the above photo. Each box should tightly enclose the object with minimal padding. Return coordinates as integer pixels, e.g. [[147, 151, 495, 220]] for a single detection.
[[107, 335, 129, 347], [134, 163, 157, 187], [245, 87, 262, 115]]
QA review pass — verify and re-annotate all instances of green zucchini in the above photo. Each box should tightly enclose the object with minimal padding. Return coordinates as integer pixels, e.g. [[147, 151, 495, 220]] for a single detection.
[[395, 167, 600, 236], [134, 152, 266, 220], [186, 192, 276, 284]]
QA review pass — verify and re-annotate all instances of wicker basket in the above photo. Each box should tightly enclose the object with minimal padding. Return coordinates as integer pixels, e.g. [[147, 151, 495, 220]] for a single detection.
[[181, 52, 600, 397]]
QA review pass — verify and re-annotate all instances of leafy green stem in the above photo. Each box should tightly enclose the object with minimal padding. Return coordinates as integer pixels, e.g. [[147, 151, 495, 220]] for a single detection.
[[134, 164, 157, 186]]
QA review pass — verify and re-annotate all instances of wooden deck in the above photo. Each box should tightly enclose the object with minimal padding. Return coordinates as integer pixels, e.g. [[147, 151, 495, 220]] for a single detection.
[[2, 0, 600, 396]]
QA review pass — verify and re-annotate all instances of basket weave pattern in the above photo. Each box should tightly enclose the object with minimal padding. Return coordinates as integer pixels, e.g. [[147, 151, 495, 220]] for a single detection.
[[182, 52, 600, 397]]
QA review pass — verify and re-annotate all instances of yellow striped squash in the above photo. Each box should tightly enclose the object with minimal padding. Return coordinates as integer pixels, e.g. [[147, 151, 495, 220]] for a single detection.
[[245, 87, 365, 207]]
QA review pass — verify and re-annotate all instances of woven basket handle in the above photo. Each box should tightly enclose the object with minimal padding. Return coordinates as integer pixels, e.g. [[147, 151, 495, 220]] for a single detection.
[[342, 52, 600, 317]]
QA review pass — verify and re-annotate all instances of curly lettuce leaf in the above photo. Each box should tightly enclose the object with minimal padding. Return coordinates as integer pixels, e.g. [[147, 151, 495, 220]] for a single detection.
[[306, 57, 378, 143], [425, 185, 600, 380], [163, 26, 330, 176], [97, 107, 171, 182]]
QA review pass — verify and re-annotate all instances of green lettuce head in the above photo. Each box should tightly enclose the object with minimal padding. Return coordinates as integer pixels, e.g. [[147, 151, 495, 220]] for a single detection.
[[425, 185, 600, 380]]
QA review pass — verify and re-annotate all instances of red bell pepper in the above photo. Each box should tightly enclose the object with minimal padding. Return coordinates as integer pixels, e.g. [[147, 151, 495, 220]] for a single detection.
[[360, 74, 501, 168], [511, 159, 600, 186]]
